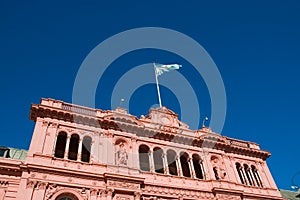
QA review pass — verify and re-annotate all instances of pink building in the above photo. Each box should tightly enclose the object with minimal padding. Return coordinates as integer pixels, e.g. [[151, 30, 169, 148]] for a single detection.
[[0, 98, 285, 200]]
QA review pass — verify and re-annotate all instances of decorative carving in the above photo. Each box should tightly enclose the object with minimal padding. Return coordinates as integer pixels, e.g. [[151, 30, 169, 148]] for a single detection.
[[134, 191, 141, 200], [211, 156, 227, 180], [37, 182, 47, 190], [0, 181, 8, 186], [45, 183, 57, 199], [108, 180, 140, 189], [26, 180, 36, 189], [90, 188, 98, 196], [216, 193, 241, 200], [81, 187, 89, 200], [115, 142, 128, 166]]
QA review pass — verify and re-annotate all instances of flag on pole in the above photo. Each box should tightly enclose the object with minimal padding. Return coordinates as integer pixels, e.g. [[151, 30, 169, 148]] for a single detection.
[[155, 64, 182, 76]]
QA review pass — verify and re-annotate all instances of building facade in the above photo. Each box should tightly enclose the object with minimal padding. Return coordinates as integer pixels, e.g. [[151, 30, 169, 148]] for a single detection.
[[0, 98, 285, 200]]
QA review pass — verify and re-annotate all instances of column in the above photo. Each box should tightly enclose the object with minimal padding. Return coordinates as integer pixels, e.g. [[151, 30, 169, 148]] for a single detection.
[[24, 180, 35, 200], [131, 137, 139, 170], [176, 155, 182, 176], [249, 169, 256, 186], [0, 187, 6, 200], [27, 118, 48, 156], [99, 189, 106, 200], [64, 135, 71, 159], [77, 138, 83, 161], [106, 189, 113, 200], [91, 138, 96, 162], [44, 122, 59, 156], [90, 188, 98, 200], [149, 150, 155, 173], [188, 157, 196, 178], [163, 152, 169, 175], [32, 182, 47, 200], [241, 167, 248, 185]]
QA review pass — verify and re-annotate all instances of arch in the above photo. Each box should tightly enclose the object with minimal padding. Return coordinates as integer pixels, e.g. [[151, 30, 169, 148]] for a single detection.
[[192, 154, 204, 179], [244, 164, 253, 186], [153, 147, 164, 174], [51, 188, 84, 200], [139, 144, 150, 171], [54, 132, 67, 158], [236, 163, 245, 184], [68, 134, 79, 160], [167, 149, 178, 176], [180, 152, 191, 178], [251, 165, 263, 187], [56, 195, 77, 200], [81, 136, 92, 162]]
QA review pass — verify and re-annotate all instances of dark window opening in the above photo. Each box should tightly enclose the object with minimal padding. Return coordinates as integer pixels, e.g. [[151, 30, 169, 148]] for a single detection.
[[192, 154, 204, 179], [180, 152, 191, 178], [81, 136, 92, 162], [236, 163, 245, 184], [153, 147, 164, 174], [139, 145, 150, 171], [54, 132, 67, 158], [68, 134, 79, 160], [167, 150, 178, 176]]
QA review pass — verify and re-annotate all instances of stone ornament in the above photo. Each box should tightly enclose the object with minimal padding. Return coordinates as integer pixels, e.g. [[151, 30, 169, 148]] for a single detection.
[[116, 142, 128, 166]]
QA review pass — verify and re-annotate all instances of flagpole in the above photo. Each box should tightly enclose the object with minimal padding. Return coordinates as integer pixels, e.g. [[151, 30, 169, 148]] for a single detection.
[[153, 62, 162, 108]]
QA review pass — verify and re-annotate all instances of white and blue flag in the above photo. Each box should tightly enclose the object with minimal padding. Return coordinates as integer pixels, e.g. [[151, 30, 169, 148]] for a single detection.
[[155, 64, 182, 76]]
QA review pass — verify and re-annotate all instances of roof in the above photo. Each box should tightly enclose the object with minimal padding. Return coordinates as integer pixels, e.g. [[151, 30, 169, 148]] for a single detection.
[[280, 189, 300, 200], [0, 146, 28, 160]]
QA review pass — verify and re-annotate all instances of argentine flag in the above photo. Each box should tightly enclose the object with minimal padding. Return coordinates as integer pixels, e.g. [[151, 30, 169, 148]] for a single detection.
[[155, 64, 182, 76]]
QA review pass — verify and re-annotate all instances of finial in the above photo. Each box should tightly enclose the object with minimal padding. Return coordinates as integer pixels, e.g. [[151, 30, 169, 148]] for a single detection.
[[202, 117, 209, 127], [119, 98, 125, 107]]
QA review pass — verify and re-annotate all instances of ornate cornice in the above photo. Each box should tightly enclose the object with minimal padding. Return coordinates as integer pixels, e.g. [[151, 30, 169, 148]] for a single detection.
[[29, 100, 271, 160]]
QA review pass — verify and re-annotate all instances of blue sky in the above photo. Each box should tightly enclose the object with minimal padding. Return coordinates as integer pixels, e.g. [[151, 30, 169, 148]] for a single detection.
[[0, 0, 299, 190]]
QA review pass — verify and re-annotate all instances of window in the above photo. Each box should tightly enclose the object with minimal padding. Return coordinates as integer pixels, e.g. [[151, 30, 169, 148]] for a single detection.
[[251, 165, 263, 187], [236, 163, 245, 184], [81, 136, 92, 162], [57, 197, 75, 200], [153, 147, 164, 174], [192, 154, 204, 179], [0, 147, 9, 158], [68, 134, 79, 160], [139, 145, 150, 171], [167, 149, 178, 176], [54, 132, 67, 158], [244, 164, 253, 186], [180, 152, 191, 178], [56, 194, 77, 200]]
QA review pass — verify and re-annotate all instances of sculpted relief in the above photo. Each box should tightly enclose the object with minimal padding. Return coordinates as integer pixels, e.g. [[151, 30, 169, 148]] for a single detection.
[[211, 155, 227, 180], [116, 141, 128, 166]]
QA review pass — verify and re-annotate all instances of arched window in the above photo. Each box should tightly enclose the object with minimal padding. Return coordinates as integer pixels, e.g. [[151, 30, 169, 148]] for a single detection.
[[81, 136, 92, 162], [244, 164, 253, 186], [251, 165, 263, 187], [192, 154, 204, 179], [180, 152, 191, 178], [54, 132, 67, 158], [56, 193, 78, 200], [68, 134, 79, 160], [153, 147, 164, 174], [139, 145, 150, 171], [236, 163, 245, 184], [167, 149, 178, 176], [57, 197, 75, 200]]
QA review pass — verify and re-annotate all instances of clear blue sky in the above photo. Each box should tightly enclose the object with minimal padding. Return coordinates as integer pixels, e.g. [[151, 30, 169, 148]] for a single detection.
[[0, 0, 299, 190]]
